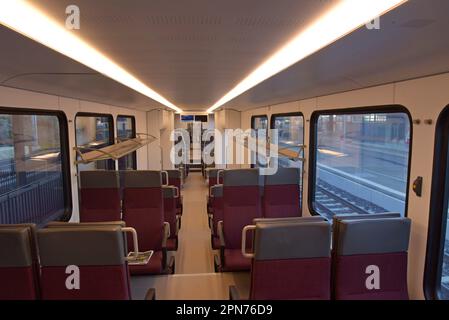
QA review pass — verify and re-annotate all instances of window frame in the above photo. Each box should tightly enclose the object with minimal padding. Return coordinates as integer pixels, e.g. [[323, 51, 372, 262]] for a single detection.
[[117, 114, 137, 170], [307, 105, 413, 218], [0, 106, 72, 222], [424, 104, 449, 300], [250, 114, 269, 169], [75, 112, 115, 171]]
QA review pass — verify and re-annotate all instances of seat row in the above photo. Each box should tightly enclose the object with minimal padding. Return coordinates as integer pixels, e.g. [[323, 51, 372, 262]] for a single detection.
[[205, 168, 301, 271], [80, 170, 181, 274], [229, 213, 411, 300], [0, 222, 156, 300]]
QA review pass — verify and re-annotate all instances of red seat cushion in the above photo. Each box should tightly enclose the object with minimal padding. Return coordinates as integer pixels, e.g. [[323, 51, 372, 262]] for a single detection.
[[80, 188, 121, 222], [250, 257, 331, 300], [0, 266, 37, 300], [263, 184, 300, 218], [334, 252, 409, 300], [41, 265, 130, 300], [222, 249, 251, 272], [167, 238, 178, 251]]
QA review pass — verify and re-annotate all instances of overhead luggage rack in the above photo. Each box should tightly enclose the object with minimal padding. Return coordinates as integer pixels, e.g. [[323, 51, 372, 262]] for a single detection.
[[74, 133, 157, 164]]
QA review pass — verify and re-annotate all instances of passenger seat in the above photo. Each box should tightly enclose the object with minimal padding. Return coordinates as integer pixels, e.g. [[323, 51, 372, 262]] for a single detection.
[[332, 216, 411, 300], [79, 171, 121, 222], [122, 171, 173, 275], [263, 167, 301, 218], [215, 169, 262, 272], [229, 217, 332, 300], [37, 225, 155, 300], [0, 225, 40, 300]]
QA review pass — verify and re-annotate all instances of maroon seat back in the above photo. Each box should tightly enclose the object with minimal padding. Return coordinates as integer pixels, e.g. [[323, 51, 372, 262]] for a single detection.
[[38, 226, 131, 300], [333, 217, 411, 300], [248, 218, 331, 300], [263, 168, 301, 218], [79, 171, 121, 222], [162, 186, 178, 239], [122, 171, 164, 252], [223, 169, 262, 250], [0, 226, 39, 300]]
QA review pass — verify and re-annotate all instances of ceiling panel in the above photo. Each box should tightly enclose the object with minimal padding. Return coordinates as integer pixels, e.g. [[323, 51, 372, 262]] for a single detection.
[[1, 1, 448, 112]]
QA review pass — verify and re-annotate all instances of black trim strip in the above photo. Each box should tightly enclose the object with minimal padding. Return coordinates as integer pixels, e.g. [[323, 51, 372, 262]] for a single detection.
[[424, 104, 449, 300]]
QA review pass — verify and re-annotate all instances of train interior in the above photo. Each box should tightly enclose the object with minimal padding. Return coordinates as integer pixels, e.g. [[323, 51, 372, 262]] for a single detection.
[[1, 0, 449, 301]]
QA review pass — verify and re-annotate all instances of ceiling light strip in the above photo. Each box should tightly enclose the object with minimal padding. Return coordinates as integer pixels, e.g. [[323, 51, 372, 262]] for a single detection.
[[0, 0, 182, 113], [207, 0, 408, 113]]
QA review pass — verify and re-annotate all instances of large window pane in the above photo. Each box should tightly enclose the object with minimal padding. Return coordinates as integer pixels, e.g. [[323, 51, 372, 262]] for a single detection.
[[0, 111, 69, 224], [442, 215, 449, 299], [117, 116, 136, 170], [272, 114, 304, 169], [251, 115, 268, 168], [75, 114, 114, 171], [312, 111, 411, 219]]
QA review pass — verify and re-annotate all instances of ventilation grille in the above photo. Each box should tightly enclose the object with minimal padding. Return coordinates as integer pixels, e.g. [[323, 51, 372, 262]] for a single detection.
[[400, 18, 436, 28], [234, 16, 303, 28]]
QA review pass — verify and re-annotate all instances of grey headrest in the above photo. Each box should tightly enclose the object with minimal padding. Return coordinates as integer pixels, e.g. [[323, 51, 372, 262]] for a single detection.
[[166, 170, 181, 179], [336, 218, 411, 255], [38, 227, 126, 266], [46, 221, 126, 228], [162, 186, 177, 198], [254, 220, 331, 260], [207, 168, 219, 178], [253, 216, 325, 224], [223, 169, 260, 186], [0, 227, 33, 267], [211, 185, 223, 197], [80, 171, 119, 189], [264, 167, 300, 185], [123, 170, 162, 188]]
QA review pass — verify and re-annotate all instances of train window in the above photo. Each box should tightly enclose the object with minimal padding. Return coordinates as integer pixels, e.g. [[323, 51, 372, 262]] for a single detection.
[[0, 107, 71, 224], [75, 113, 115, 171], [117, 115, 137, 170], [271, 113, 304, 208], [251, 115, 268, 168], [425, 105, 449, 300], [309, 106, 412, 219]]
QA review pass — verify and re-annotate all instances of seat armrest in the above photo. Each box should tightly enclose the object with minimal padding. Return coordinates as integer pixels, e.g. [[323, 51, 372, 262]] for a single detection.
[[229, 286, 241, 300], [217, 220, 225, 247], [217, 220, 226, 269], [144, 288, 156, 300], [162, 222, 170, 247]]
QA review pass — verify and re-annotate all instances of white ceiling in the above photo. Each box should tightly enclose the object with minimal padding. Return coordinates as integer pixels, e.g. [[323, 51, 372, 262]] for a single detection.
[[0, 0, 448, 112]]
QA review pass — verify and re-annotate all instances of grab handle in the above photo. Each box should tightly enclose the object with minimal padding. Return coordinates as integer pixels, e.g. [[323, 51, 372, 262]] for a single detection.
[[241, 225, 256, 259]]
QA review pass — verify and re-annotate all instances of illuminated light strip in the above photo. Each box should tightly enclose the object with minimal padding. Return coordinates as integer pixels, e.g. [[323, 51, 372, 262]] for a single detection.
[[0, 0, 183, 113], [207, 0, 408, 113]]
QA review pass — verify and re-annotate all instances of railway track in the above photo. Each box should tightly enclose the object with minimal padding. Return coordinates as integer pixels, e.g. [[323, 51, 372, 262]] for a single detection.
[[315, 179, 388, 219]]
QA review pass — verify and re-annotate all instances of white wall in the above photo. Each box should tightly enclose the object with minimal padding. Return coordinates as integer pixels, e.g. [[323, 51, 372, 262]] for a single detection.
[[0, 85, 149, 222], [236, 72, 449, 300]]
